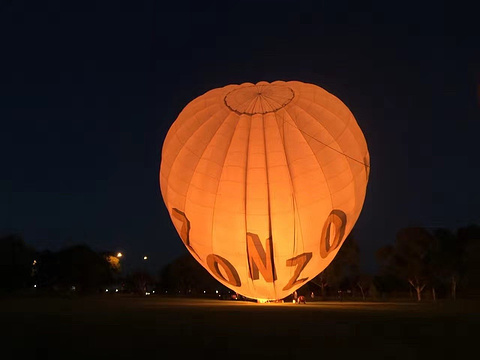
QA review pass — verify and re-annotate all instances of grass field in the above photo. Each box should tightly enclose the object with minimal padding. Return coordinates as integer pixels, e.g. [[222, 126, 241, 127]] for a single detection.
[[1, 295, 479, 359]]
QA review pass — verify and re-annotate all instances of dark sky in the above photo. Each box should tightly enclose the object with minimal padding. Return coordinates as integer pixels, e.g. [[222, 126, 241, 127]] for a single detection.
[[1, 0, 479, 274]]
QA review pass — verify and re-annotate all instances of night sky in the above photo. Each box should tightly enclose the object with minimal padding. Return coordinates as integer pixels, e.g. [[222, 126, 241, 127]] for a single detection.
[[1, 0, 479, 274]]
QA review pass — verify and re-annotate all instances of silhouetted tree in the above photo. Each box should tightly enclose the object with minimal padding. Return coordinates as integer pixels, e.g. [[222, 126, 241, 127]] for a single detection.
[[355, 273, 374, 301], [158, 253, 228, 296], [431, 228, 463, 300], [336, 233, 361, 293], [309, 266, 333, 299], [373, 270, 407, 300], [309, 233, 360, 299], [126, 271, 154, 295], [376, 227, 436, 301], [35, 250, 58, 288], [36, 244, 114, 293], [0, 233, 36, 291], [458, 224, 480, 295]]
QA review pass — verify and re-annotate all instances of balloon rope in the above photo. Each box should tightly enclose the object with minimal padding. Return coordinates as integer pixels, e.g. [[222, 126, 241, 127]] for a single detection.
[[284, 119, 371, 168]]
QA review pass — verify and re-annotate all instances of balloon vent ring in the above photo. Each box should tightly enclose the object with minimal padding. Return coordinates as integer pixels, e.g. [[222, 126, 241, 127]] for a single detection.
[[224, 83, 294, 115]]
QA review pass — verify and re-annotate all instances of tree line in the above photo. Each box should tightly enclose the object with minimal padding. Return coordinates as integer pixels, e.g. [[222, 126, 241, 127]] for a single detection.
[[1, 224, 479, 301], [304, 224, 480, 301]]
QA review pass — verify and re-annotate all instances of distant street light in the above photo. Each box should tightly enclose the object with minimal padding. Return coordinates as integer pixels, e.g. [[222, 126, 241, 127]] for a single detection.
[[143, 256, 148, 260], [117, 252, 123, 258]]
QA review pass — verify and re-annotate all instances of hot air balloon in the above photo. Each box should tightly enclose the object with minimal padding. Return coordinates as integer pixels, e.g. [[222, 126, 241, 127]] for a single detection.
[[160, 81, 369, 301]]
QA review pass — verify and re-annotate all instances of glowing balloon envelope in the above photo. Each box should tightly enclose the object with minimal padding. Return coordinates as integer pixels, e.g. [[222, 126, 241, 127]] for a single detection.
[[160, 81, 369, 300]]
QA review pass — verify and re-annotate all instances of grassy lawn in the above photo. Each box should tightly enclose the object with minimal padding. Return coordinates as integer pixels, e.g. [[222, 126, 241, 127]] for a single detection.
[[1, 295, 479, 359]]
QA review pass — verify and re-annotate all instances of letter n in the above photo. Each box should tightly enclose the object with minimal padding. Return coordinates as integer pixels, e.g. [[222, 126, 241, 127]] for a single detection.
[[246, 232, 276, 282]]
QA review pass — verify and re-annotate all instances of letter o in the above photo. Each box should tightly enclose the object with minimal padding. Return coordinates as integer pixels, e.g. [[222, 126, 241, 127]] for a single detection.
[[206, 254, 241, 287], [320, 210, 347, 258]]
